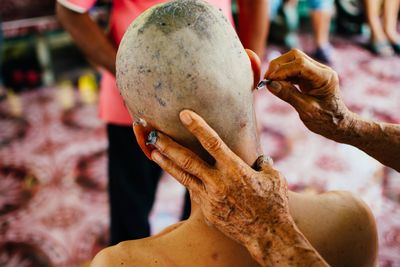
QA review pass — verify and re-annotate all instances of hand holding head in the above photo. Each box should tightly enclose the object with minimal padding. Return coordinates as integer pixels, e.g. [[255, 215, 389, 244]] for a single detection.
[[149, 110, 291, 249]]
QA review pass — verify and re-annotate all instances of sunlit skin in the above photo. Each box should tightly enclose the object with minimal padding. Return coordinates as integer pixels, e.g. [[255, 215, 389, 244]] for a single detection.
[[91, 1, 378, 266], [265, 49, 400, 172], [153, 48, 400, 266]]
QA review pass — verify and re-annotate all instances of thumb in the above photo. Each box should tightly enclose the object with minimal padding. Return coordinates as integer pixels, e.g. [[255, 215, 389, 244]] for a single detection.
[[267, 81, 310, 110]]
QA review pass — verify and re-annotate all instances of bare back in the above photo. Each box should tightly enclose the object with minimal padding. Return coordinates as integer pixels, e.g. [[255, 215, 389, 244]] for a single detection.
[[92, 191, 377, 267]]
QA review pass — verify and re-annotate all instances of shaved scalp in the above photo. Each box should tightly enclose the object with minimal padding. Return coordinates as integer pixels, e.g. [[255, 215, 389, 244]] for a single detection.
[[117, 0, 256, 160]]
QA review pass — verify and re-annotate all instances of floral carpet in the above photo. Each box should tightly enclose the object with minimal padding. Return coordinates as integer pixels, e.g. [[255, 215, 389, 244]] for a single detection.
[[0, 38, 400, 266]]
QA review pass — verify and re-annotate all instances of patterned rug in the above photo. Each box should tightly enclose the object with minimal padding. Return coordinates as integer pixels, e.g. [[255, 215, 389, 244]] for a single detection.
[[0, 37, 399, 266]]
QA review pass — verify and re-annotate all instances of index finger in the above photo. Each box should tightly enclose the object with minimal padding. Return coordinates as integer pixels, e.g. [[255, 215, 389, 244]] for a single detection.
[[179, 110, 241, 167], [265, 49, 328, 78], [268, 57, 328, 87], [152, 131, 220, 189]]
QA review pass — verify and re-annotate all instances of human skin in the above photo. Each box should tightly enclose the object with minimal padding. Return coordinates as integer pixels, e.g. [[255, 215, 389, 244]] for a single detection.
[[90, 1, 378, 266], [364, 0, 400, 44], [150, 112, 330, 267], [56, 3, 117, 75], [149, 110, 378, 267], [55, 0, 268, 75], [265, 49, 400, 172], [285, 0, 331, 48], [310, 10, 331, 48]]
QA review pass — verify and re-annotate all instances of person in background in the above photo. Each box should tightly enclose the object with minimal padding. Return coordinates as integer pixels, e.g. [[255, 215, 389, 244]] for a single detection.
[[364, 0, 400, 56], [269, 0, 334, 64], [56, 0, 267, 245]]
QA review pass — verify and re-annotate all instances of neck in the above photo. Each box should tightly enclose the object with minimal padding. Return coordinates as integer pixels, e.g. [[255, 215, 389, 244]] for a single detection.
[[185, 125, 262, 262]]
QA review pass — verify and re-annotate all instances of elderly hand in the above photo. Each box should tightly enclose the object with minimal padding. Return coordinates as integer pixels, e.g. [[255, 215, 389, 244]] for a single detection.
[[149, 110, 328, 266], [150, 110, 290, 244], [265, 49, 352, 141]]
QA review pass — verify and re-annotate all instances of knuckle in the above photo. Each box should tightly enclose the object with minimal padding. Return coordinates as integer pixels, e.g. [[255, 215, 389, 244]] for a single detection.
[[290, 48, 301, 56], [296, 57, 306, 68], [268, 60, 281, 73], [179, 171, 192, 186], [215, 183, 227, 195], [330, 71, 339, 84], [220, 183, 228, 195], [188, 120, 200, 132], [269, 59, 278, 68], [237, 163, 249, 177], [156, 140, 168, 154], [181, 156, 194, 171], [203, 135, 223, 153], [189, 122, 207, 140]]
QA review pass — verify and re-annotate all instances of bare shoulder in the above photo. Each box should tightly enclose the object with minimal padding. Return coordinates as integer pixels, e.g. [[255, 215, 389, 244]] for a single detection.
[[91, 240, 151, 267], [90, 222, 185, 267], [318, 191, 378, 267]]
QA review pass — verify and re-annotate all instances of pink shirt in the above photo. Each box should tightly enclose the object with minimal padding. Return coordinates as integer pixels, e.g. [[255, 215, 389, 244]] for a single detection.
[[58, 0, 233, 125]]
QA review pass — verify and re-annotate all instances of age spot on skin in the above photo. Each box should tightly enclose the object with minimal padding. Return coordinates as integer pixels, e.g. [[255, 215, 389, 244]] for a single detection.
[[155, 95, 167, 107], [154, 81, 162, 90], [211, 252, 219, 261]]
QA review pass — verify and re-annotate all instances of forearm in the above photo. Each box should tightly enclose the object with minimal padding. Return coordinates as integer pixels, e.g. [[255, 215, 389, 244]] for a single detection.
[[237, 0, 268, 58], [335, 112, 400, 172], [246, 217, 329, 267], [56, 3, 117, 75]]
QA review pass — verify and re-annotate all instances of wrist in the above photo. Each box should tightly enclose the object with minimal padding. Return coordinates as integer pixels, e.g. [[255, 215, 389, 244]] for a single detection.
[[243, 216, 299, 264], [244, 216, 327, 266], [333, 110, 361, 143]]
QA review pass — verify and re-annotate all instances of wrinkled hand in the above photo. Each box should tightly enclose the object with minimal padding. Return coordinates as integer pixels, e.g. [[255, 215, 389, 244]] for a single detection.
[[150, 110, 291, 247], [265, 49, 352, 140]]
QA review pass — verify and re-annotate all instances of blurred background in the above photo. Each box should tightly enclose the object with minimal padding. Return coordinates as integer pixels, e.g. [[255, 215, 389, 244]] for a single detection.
[[0, 0, 399, 266]]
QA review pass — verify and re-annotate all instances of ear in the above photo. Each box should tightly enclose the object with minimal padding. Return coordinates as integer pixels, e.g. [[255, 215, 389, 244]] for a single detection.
[[245, 49, 261, 90], [133, 123, 155, 160]]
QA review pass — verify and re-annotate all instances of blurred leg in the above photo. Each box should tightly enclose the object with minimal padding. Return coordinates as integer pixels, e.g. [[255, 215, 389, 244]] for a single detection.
[[310, 10, 331, 47], [364, 0, 387, 42], [308, 0, 333, 48], [382, 0, 400, 43], [283, 0, 301, 49], [308, 0, 333, 63], [364, 0, 394, 55]]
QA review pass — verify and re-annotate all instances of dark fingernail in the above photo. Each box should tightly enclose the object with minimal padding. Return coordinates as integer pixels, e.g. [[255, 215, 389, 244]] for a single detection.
[[146, 130, 158, 145], [256, 79, 272, 90], [180, 111, 192, 125], [269, 81, 282, 93], [251, 155, 273, 171]]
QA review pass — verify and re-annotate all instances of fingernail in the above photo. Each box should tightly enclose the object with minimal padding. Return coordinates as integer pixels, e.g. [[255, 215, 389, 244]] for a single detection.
[[146, 130, 158, 145], [151, 151, 162, 162], [256, 79, 272, 90], [180, 111, 192, 125], [269, 81, 282, 93], [133, 117, 147, 127]]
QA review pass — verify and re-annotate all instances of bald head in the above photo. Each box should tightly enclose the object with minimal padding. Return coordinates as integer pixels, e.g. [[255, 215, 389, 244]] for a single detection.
[[117, 0, 257, 160]]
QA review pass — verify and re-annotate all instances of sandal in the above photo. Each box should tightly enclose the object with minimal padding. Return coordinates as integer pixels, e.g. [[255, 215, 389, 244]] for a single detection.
[[370, 41, 394, 57], [390, 42, 400, 55]]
